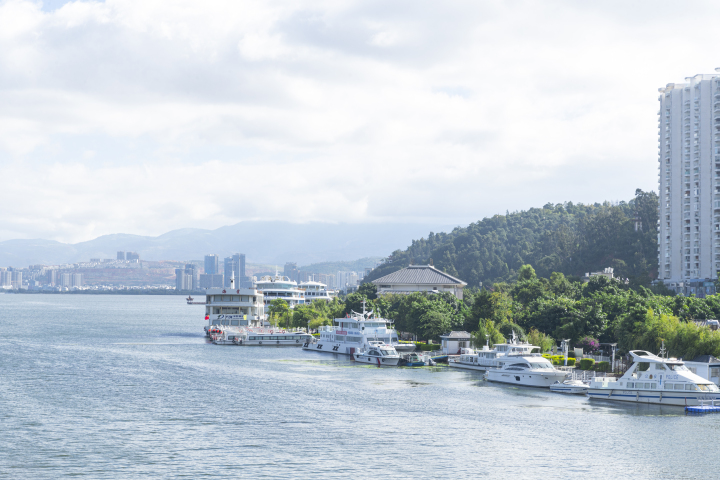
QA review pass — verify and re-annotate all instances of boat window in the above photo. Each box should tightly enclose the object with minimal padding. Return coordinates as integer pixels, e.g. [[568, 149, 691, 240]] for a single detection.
[[664, 383, 674, 390], [335, 336, 346, 342], [627, 382, 634, 388], [636, 362, 650, 372], [649, 383, 656, 389], [685, 384, 697, 391], [668, 364, 689, 371], [674, 384, 684, 390], [654, 364, 666, 371], [249, 336, 256, 340], [231, 320, 239, 326], [369, 350, 379, 356], [708, 384, 719, 392], [698, 384, 710, 392]]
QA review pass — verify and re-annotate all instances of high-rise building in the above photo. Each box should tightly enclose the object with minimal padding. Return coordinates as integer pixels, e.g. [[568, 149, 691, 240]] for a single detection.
[[11, 271, 22, 289], [184, 264, 198, 290], [284, 262, 298, 282], [658, 70, 720, 297], [0, 270, 11, 287], [126, 252, 140, 261], [60, 273, 72, 287], [204, 254, 219, 275], [117, 251, 125, 260], [175, 268, 193, 290], [72, 273, 83, 287], [223, 253, 247, 287], [47, 269, 57, 286]]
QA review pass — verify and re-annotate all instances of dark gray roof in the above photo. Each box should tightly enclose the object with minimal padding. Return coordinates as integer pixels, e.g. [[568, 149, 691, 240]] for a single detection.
[[440, 331, 472, 339], [690, 355, 720, 364], [371, 265, 467, 286]]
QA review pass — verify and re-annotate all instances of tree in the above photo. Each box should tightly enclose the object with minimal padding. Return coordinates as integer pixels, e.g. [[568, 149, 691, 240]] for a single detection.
[[267, 299, 290, 328], [417, 310, 451, 343], [357, 282, 378, 300]]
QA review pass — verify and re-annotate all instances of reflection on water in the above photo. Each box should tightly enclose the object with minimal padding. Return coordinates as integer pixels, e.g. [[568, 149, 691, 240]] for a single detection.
[[0, 294, 716, 479]]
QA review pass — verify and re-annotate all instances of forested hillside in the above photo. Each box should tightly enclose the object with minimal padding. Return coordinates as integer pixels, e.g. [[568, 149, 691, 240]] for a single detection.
[[365, 189, 658, 287]]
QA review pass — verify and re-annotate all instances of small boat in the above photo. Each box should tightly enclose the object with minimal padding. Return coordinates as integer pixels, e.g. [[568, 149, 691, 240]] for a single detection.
[[485, 353, 568, 387], [549, 379, 589, 395], [353, 342, 400, 366], [400, 352, 434, 367]]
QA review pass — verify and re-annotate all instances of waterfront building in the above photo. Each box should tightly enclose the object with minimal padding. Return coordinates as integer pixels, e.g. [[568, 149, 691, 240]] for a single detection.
[[117, 251, 125, 261], [199, 273, 224, 289], [298, 280, 336, 302], [658, 69, 720, 296], [371, 264, 467, 299], [60, 273, 71, 288], [72, 273, 83, 287], [255, 274, 305, 308], [204, 254, 219, 275], [175, 268, 193, 291], [184, 264, 199, 290], [0, 270, 11, 287]]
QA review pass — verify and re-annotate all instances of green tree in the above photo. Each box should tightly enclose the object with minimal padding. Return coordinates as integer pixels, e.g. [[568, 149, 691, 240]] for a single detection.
[[268, 299, 290, 329]]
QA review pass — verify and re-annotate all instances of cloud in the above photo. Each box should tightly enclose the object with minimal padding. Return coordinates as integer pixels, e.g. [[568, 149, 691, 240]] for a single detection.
[[1, 0, 719, 243]]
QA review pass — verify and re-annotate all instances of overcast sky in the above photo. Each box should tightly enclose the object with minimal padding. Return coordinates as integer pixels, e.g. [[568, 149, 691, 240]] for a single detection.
[[2, 0, 719, 243]]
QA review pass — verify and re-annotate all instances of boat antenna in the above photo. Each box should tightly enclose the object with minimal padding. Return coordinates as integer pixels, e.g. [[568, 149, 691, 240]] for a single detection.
[[230, 270, 235, 289], [659, 340, 666, 359], [485, 334, 489, 348]]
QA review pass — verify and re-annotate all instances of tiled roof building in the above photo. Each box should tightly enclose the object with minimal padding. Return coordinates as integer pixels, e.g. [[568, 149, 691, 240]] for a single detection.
[[371, 264, 467, 299]]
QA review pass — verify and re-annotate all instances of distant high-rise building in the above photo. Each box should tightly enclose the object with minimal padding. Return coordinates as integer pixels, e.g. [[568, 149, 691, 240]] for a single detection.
[[117, 251, 125, 260], [199, 274, 224, 289], [658, 70, 720, 296], [71, 273, 83, 287], [47, 269, 57, 286], [11, 271, 22, 289], [60, 273, 72, 288], [90, 258, 101, 263], [175, 268, 193, 290], [284, 262, 299, 282], [126, 252, 140, 261], [204, 254, 219, 275], [0, 270, 11, 287], [184, 264, 199, 290], [223, 253, 247, 287]]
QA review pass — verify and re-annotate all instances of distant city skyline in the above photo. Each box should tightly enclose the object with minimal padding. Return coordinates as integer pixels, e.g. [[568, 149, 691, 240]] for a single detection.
[[5, 1, 720, 244]]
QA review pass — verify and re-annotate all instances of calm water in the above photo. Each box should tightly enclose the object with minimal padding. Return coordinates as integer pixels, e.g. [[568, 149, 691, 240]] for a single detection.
[[1, 294, 717, 479]]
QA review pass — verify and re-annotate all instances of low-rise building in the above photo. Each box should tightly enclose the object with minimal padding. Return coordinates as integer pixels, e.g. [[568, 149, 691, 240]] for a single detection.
[[371, 264, 467, 299]]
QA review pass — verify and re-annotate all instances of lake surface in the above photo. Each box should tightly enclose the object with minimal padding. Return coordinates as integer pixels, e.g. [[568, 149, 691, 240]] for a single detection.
[[1, 294, 717, 479]]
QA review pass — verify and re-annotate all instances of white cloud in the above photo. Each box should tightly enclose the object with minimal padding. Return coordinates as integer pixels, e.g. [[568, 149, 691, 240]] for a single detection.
[[0, 0, 718, 242]]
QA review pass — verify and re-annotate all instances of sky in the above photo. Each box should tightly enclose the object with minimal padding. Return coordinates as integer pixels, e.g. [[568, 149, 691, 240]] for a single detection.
[[2, 0, 720, 243]]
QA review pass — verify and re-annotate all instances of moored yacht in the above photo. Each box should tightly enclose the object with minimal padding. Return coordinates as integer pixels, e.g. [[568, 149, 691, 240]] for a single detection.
[[485, 352, 568, 387], [353, 342, 400, 366], [255, 274, 305, 309], [303, 302, 401, 355], [587, 350, 720, 406], [448, 333, 539, 371]]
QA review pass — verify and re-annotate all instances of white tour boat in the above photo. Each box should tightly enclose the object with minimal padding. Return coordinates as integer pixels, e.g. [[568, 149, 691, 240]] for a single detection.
[[448, 333, 539, 371], [298, 280, 336, 302], [484, 352, 568, 387], [255, 274, 306, 309], [210, 326, 312, 346], [303, 302, 403, 355], [352, 342, 401, 366], [549, 379, 589, 395], [587, 349, 720, 406]]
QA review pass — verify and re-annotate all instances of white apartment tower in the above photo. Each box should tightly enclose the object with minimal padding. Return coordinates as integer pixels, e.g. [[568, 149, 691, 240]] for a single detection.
[[658, 69, 720, 297]]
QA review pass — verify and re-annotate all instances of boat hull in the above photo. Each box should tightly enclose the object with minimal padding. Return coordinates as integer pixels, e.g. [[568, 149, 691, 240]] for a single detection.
[[486, 370, 567, 387], [448, 361, 493, 372], [393, 343, 417, 352], [302, 341, 361, 355], [549, 385, 588, 395], [587, 388, 720, 406], [353, 353, 400, 366]]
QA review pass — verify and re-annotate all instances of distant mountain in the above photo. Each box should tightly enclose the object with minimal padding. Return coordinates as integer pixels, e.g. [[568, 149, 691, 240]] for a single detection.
[[0, 221, 456, 268]]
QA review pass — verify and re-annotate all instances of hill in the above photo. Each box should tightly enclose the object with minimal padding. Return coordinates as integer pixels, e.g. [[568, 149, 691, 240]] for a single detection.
[[365, 189, 658, 287], [0, 221, 455, 268]]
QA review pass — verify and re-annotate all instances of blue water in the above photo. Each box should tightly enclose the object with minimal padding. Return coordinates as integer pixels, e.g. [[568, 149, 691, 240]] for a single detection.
[[0, 294, 717, 479]]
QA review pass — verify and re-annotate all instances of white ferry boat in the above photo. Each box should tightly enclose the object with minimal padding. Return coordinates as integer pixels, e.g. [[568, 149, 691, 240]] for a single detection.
[[255, 274, 305, 309], [298, 280, 336, 302], [353, 342, 400, 366], [448, 333, 538, 371], [210, 326, 312, 346], [302, 302, 401, 356], [587, 350, 720, 406], [485, 353, 568, 387]]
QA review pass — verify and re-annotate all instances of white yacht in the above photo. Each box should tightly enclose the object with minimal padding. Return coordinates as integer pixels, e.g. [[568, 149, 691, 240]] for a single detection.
[[255, 274, 305, 309], [485, 352, 568, 387], [587, 350, 720, 406], [448, 333, 538, 371], [298, 280, 336, 302], [302, 302, 401, 356], [353, 342, 401, 366]]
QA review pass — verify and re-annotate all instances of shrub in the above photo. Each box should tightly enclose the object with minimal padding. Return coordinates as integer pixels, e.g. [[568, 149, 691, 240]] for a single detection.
[[568, 351, 576, 358], [577, 336, 600, 354], [542, 353, 552, 359], [566, 358, 576, 367], [595, 361, 610, 373], [579, 358, 596, 370]]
